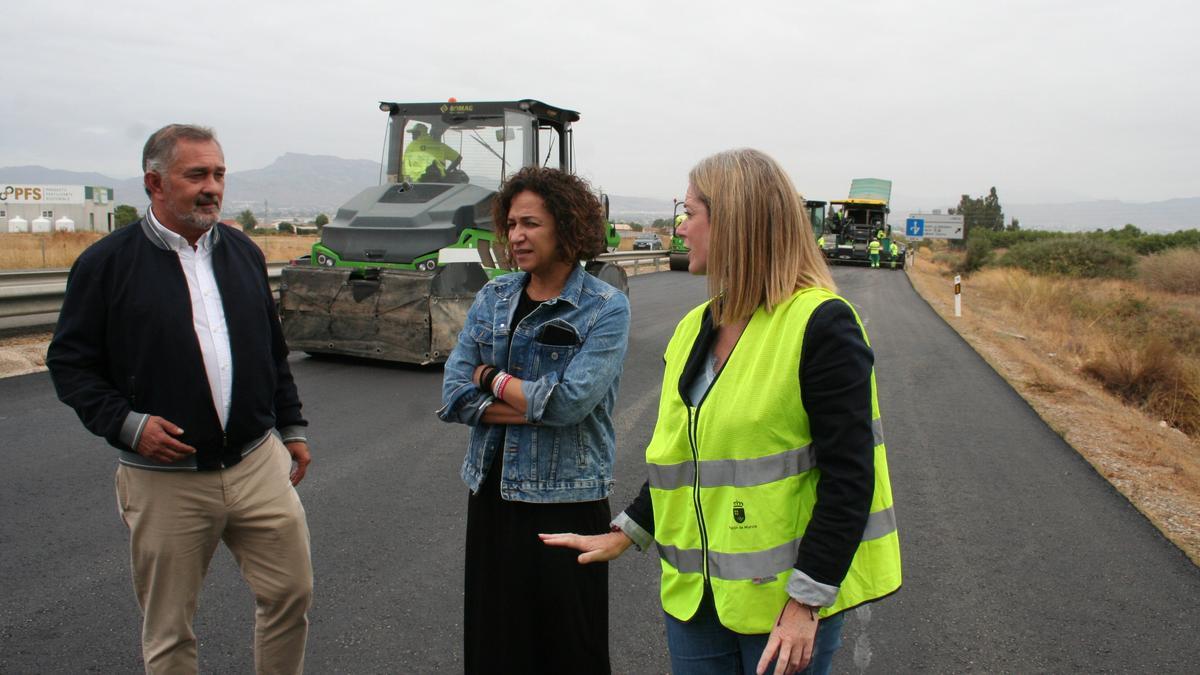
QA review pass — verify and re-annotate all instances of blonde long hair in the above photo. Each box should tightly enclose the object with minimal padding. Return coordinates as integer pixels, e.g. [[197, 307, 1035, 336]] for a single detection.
[[689, 148, 836, 325]]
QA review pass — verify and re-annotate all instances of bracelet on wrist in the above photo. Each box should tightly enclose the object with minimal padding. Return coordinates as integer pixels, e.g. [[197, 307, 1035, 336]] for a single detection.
[[478, 366, 498, 393], [493, 372, 513, 400]]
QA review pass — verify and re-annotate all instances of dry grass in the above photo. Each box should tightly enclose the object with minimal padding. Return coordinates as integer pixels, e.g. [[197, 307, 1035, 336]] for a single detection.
[[907, 249, 1200, 565], [1139, 247, 1200, 295], [252, 235, 318, 262], [1083, 338, 1200, 435], [0, 232, 318, 269], [0, 232, 105, 269], [966, 264, 1200, 434]]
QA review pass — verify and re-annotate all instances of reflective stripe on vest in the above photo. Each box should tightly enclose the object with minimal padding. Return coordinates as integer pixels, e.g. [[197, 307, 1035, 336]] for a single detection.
[[648, 419, 885, 491], [647, 288, 901, 634], [658, 506, 897, 577]]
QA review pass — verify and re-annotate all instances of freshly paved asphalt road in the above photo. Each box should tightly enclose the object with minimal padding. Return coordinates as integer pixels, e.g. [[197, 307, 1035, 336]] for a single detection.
[[2, 268, 1198, 673]]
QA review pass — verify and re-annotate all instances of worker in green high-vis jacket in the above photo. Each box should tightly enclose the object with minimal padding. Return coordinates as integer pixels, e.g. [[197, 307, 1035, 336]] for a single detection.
[[402, 123, 461, 183], [868, 238, 882, 268]]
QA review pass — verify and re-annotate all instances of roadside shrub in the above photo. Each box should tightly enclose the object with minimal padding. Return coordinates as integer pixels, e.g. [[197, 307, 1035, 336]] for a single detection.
[[1118, 229, 1200, 256], [931, 251, 961, 268], [955, 234, 994, 274], [987, 229, 1063, 249], [1147, 359, 1200, 435], [985, 227, 1200, 258], [998, 267, 1066, 317], [1001, 237, 1135, 279], [1084, 337, 1200, 434], [1138, 247, 1200, 295]]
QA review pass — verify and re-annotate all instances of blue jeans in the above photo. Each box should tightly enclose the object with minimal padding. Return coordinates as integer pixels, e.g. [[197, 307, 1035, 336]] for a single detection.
[[664, 592, 846, 675]]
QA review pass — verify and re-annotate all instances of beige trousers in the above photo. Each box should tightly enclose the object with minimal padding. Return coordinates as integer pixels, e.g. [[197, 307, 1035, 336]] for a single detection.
[[116, 434, 313, 675]]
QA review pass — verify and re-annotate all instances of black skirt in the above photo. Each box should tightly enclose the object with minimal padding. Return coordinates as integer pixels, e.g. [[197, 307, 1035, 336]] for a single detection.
[[464, 455, 612, 674]]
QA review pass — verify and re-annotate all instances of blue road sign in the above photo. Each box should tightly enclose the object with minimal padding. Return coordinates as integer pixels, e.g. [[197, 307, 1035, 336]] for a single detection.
[[906, 218, 925, 237]]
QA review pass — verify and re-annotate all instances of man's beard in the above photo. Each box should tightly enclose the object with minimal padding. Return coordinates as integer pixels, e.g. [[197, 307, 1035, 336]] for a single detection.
[[172, 196, 221, 231]]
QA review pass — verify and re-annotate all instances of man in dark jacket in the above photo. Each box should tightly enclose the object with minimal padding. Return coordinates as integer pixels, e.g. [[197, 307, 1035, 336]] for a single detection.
[[47, 124, 314, 674]]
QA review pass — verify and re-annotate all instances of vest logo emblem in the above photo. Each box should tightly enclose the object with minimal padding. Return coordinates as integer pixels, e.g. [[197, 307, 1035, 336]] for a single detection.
[[732, 500, 746, 524]]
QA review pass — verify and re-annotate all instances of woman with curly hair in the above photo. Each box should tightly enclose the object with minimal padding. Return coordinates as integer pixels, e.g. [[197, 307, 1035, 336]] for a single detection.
[[439, 166, 631, 673]]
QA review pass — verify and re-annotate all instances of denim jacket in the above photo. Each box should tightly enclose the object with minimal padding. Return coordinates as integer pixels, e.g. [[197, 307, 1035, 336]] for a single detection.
[[438, 264, 630, 503]]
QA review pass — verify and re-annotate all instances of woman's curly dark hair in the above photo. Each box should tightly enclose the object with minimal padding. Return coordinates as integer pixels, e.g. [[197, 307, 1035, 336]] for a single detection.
[[492, 167, 608, 264]]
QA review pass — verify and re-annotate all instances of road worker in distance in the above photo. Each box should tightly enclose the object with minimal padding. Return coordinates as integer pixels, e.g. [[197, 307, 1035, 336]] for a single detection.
[[402, 123, 463, 183]]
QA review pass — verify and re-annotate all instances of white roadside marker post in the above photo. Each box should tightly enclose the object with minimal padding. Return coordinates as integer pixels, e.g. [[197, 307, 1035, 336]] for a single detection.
[[954, 275, 962, 317]]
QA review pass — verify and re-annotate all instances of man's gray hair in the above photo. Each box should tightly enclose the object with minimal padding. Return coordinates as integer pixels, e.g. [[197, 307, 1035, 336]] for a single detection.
[[142, 124, 220, 196]]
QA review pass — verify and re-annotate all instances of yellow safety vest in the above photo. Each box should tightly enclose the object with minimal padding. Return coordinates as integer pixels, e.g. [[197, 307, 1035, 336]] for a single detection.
[[402, 136, 460, 182], [868, 240, 882, 254], [647, 288, 901, 633]]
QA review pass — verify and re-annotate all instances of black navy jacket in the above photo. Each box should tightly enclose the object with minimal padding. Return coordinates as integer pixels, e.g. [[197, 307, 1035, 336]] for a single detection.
[[47, 219, 306, 470]]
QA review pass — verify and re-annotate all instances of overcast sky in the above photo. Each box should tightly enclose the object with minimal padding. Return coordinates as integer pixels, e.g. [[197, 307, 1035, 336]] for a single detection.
[[2, 0, 1196, 208]]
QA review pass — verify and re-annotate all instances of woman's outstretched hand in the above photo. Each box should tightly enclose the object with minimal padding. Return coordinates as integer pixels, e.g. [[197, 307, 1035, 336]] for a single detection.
[[539, 530, 634, 564], [756, 598, 820, 675]]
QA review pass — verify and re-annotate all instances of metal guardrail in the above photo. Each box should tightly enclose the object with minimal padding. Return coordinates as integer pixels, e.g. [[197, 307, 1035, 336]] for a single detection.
[[0, 253, 671, 324], [604, 250, 671, 275], [0, 263, 289, 323]]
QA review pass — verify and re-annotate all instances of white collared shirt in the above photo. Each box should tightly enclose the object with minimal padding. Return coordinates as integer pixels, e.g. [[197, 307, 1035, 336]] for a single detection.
[[146, 207, 233, 429]]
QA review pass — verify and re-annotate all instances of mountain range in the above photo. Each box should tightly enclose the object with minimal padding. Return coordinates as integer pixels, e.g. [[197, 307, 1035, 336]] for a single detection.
[[0, 153, 380, 217], [2, 155, 1195, 231]]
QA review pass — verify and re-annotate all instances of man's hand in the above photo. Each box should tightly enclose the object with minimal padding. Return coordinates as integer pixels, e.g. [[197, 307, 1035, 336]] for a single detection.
[[285, 441, 311, 486], [135, 416, 196, 463], [538, 530, 633, 564], [756, 599, 820, 675]]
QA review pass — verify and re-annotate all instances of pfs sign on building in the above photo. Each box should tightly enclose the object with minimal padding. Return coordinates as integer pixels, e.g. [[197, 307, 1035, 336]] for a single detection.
[[1, 185, 90, 204]]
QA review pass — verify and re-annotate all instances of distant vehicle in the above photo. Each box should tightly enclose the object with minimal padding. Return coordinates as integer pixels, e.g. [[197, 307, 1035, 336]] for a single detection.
[[633, 233, 664, 250], [822, 178, 906, 269], [669, 207, 689, 271]]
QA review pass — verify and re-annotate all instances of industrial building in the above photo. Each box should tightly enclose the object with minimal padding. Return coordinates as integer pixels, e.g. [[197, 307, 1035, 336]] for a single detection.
[[2, 184, 116, 233]]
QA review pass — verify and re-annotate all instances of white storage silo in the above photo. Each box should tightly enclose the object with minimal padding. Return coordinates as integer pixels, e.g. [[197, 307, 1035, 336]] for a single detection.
[[8, 215, 29, 233], [31, 216, 52, 233], [55, 216, 75, 232]]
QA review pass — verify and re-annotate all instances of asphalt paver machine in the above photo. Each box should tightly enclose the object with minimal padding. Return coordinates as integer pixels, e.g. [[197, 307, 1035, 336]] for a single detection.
[[279, 99, 626, 364]]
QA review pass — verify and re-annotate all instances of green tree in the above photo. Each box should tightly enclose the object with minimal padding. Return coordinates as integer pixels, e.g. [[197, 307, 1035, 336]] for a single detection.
[[279, 221, 295, 234], [113, 204, 140, 229], [954, 187, 1005, 239], [314, 213, 329, 228], [236, 208, 257, 231], [982, 187, 1003, 231]]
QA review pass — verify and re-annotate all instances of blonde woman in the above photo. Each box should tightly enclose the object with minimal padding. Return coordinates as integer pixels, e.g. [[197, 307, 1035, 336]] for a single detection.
[[543, 149, 901, 675]]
